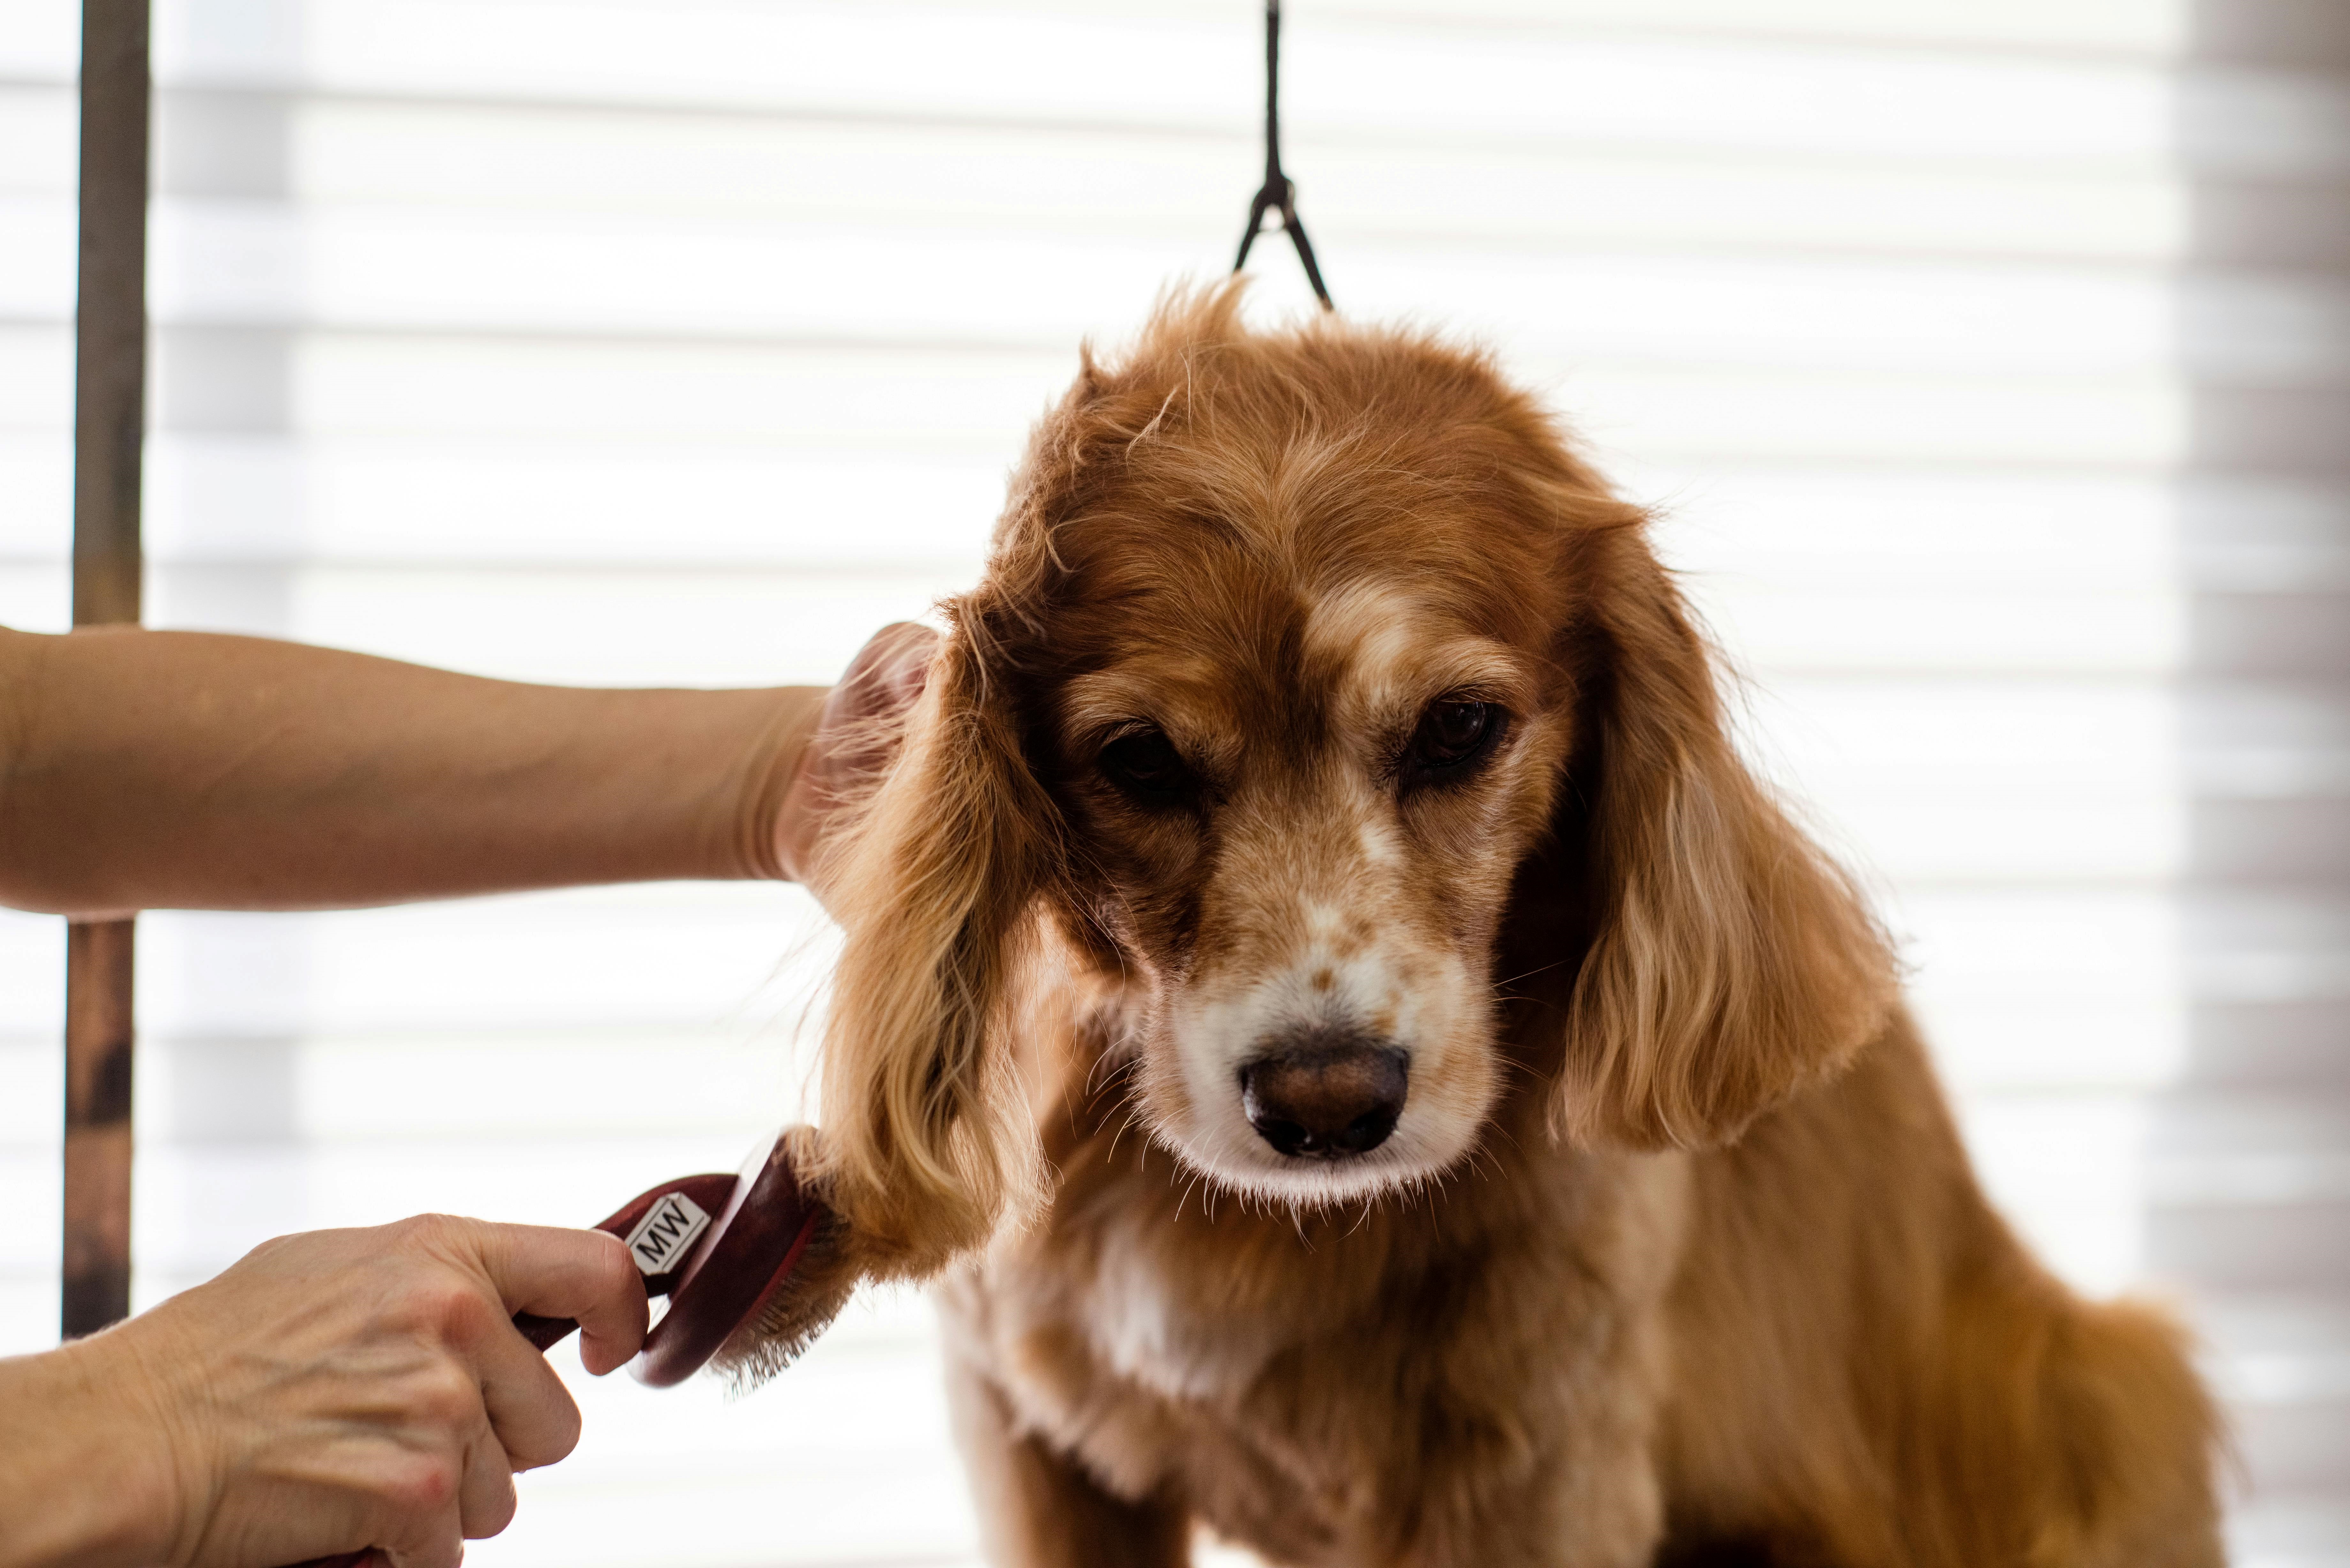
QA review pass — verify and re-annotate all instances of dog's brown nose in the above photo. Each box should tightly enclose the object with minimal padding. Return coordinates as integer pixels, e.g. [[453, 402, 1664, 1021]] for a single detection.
[[1239, 1043, 1408, 1159]]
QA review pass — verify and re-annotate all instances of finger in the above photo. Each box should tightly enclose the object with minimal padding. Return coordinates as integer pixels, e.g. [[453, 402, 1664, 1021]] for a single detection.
[[469, 1306, 585, 1471], [455, 1431, 519, 1541], [382, 1521, 463, 1568], [882, 629, 934, 709], [471, 1224, 648, 1376], [776, 622, 942, 890], [824, 623, 938, 779], [837, 622, 937, 718], [375, 1468, 465, 1568]]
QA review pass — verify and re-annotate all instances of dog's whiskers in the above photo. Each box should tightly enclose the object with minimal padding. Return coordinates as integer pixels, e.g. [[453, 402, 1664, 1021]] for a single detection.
[[1489, 957, 1571, 994]]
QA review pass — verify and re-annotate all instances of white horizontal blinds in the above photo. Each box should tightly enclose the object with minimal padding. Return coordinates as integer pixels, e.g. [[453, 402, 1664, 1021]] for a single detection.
[[0, 0, 2343, 1564], [2161, 9, 2350, 1563]]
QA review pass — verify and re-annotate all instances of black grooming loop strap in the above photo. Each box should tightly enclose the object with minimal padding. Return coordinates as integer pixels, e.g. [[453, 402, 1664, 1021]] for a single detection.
[[1232, 0, 1334, 310]]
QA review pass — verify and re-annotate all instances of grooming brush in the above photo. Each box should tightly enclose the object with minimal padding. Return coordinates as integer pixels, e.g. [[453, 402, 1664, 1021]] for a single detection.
[[285, 1127, 858, 1568]]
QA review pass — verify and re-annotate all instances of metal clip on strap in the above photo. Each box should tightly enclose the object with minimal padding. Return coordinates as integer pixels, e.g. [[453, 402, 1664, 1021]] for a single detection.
[[1232, 0, 1333, 310]]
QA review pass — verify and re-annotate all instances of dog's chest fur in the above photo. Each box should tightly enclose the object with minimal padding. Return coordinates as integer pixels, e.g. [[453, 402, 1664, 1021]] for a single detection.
[[936, 1061, 1691, 1564]]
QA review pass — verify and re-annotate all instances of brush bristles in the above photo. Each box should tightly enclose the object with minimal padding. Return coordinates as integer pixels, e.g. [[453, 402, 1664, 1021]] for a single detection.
[[710, 1206, 861, 1392]]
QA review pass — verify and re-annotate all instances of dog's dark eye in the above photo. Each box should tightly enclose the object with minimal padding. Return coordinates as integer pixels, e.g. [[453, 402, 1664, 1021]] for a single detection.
[[1405, 699, 1499, 780], [1100, 728, 1191, 805]]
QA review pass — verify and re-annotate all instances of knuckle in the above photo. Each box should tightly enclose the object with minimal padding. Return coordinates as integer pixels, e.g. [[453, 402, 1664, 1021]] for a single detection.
[[391, 1279, 496, 1346], [408, 1362, 486, 1432], [378, 1451, 463, 1516], [437, 1286, 498, 1343]]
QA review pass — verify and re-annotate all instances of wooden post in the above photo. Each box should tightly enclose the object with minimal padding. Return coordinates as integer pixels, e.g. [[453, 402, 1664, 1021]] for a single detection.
[[63, 925, 136, 1335], [65, 0, 149, 1340]]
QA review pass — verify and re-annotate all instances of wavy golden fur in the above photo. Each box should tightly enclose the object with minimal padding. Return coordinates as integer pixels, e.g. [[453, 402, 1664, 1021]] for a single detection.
[[803, 286, 2223, 1565]]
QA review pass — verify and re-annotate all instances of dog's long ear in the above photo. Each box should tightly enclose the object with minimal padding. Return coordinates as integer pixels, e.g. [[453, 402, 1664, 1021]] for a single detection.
[[1554, 532, 1896, 1150], [811, 602, 1057, 1279]]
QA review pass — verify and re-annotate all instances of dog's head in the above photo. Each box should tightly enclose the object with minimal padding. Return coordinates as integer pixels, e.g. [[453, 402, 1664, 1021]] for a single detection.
[[814, 288, 1894, 1271]]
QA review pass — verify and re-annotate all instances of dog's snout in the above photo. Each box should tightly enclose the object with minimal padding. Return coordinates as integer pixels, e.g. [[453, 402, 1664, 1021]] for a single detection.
[[1238, 1039, 1408, 1160]]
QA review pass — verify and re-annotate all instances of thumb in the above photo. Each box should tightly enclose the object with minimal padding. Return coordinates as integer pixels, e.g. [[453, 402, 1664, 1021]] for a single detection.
[[466, 1224, 648, 1376]]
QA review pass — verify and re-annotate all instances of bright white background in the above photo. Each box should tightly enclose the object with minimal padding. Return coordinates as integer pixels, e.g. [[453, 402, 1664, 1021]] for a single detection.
[[2, 1, 2345, 1564]]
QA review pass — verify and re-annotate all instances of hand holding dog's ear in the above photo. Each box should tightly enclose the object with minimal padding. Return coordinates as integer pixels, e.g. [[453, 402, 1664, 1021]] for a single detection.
[[772, 622, 939, 895]]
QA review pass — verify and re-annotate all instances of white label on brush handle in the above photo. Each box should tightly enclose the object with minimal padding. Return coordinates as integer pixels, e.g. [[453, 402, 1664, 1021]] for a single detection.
[[624, 1191, 713, 1276]]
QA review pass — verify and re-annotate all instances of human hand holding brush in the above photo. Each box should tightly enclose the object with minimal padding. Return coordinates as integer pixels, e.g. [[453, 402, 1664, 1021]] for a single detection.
[[0, 1218, 646, 1568]]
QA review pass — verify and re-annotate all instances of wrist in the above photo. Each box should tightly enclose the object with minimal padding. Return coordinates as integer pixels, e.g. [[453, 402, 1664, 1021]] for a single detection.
[[0, 1334, 188, 1568]]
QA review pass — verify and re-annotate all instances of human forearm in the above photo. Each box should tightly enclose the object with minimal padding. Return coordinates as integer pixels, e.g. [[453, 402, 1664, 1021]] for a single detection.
[[0, 1338, 178, 1568], [0, 626, 824, 918]]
